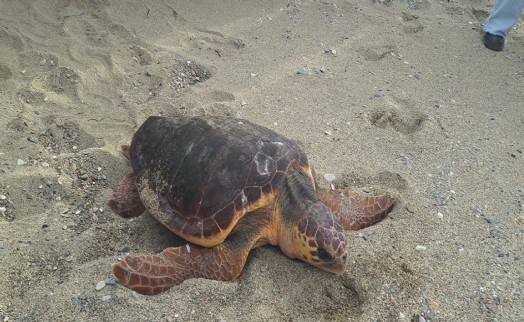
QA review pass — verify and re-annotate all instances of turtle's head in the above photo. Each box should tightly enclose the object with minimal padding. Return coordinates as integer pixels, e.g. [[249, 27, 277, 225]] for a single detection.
[[281, 203, 348, 274]]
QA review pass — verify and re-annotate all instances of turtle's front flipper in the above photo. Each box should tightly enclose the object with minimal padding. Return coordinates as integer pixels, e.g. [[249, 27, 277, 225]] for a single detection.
[[318, 189, 394, 231], [108, 173, 145, 218], [112, 244, 242, 295], [112, 209, 270, 295]]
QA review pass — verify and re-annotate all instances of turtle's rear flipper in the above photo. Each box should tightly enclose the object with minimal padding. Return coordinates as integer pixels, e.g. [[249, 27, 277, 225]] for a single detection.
[[108, 172, 145, 218], [318, 189, 394, 231]]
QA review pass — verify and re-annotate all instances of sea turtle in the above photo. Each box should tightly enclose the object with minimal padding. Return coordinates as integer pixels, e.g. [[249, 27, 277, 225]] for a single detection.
[[109, 116, 394, 295]]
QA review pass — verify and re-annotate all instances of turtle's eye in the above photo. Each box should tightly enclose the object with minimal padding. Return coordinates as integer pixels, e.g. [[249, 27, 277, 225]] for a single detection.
[[317, 247, 334, 262]]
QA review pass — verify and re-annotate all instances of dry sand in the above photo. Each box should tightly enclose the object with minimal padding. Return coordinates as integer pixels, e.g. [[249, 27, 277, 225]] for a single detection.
[[1, 0, 523, 321]]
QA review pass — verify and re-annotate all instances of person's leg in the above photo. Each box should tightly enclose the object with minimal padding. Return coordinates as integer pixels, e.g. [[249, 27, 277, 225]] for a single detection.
[[483, 0, 524, 38], [482, 0, 524, 51]]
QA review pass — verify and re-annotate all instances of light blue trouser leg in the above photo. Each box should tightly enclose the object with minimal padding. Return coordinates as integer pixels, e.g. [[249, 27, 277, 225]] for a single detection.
[[483, 0, 524, 38]]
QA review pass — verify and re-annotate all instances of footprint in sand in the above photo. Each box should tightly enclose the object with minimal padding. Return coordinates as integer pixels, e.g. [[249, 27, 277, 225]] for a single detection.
[[0, 29, 24, 81], [401, 11, 424, 34], [186, 30, 247, 57], [130, 45, 152, 65], [20, 65, 85, 105], [0, 170, 63, 222], [183, 89, 237, 117], [368, 96, 426, 136], [0, 28, 24, 53], [208, 90, 235, 103], [38, 116, 102, 153], [0, 63, 13, 80], [357, 44, 399, 61], [18, 51, 60, 74], [48, 67, 81, 99]]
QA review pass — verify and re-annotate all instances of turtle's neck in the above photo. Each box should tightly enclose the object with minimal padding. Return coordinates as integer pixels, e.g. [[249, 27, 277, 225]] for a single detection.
[[275, 163, 320, 236], [278, 163, 319, 215]]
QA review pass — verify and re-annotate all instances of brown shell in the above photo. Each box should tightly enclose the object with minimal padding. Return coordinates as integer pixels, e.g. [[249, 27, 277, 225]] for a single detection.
[[129, 116, 310, 247]]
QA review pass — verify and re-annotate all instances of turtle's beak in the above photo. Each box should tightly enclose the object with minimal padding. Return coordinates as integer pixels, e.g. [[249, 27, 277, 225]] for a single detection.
[[316, 253, 347, 275]]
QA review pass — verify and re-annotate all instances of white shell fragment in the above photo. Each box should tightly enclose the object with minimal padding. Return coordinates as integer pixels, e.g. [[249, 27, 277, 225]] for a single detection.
[[324, 173, 336, 182], [95, 280, 106, 291], [323, 173, 336, 190]]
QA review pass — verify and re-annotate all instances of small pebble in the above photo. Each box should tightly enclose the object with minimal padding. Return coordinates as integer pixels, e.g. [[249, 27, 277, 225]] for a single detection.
[[41, 162, 50, 168], [296, 67, 307, 75], [105, 277, 117, 285], [95, 280, 106, 290], [17, 159, 25, 166], [415, 245, 426, 251], [131, 291, 140, 299], [0, 194, 6, 200], [101, 295, 111, 302], [359, 232, 369, 241]]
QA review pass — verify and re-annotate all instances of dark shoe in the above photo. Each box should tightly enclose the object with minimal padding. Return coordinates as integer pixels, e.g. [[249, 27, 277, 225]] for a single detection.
[[483, 32, 504, 51]]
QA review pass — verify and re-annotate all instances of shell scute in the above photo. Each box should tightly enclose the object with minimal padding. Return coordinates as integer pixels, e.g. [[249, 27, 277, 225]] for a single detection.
[[262, 182, 274, 195], [181, 217, 203, 237], [247, 152, 275, 186], [243, 187, 262, 205], [214, 204, 236, 230], [256, 138, 287, 157]]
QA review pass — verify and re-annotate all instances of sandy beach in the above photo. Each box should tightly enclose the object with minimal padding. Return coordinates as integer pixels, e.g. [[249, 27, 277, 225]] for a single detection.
[[1, 0, 523, 321]]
